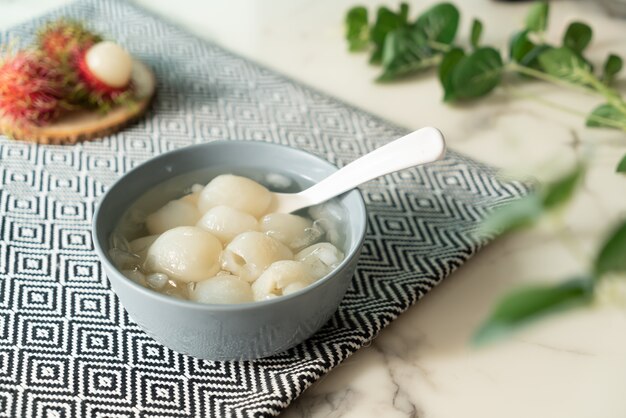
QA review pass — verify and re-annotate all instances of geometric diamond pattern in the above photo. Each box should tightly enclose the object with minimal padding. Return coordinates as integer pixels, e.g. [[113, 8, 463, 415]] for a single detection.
[[0, 348, 18, 384], [15, 282, 62, 318], [0, 1, 530, 416], [24, 392, 77, 418], [0, 388, 18, 418], [79, 362, 130, 401], [24, 354, 74, 394]]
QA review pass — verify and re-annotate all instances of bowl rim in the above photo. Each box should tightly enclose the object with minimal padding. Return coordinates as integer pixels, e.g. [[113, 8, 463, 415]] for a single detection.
[[92, 139, 367, 312]]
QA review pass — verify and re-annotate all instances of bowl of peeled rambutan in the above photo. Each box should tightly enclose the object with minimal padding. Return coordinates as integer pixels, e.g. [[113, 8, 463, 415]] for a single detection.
[[0, 19, 155, 144]]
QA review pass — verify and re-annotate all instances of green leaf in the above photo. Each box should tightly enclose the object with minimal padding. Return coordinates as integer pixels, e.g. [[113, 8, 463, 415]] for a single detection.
[[520, 44, 552, 70], [602, 54, 623, 85], [586, 103, 626, 129], [481, 165, 584, 237], [377, 2, 460, 81], [377, 27, 436, 81], [541, 163, 585, 210], [369, 3, 410, 64], [509, 30, 535, 62], [538, 47, 592, 85], [448, 47, 503, 100], [470, 18, 483, 49], [525, 1, 549, 33], [509, 30, 552, 75], [439, 47, 465, 101], [617, 154, 626, 174], [345, 6, 370, 52], [473, 277, 592, 346], [480, 194, 543, 236], [594, 219, 626, 278], [414, 2, 460, 45], [562, 21, 592, 53]]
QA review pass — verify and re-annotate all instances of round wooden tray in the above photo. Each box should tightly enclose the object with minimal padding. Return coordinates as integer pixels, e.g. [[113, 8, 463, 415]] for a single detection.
[[0, 60, 156, 145]]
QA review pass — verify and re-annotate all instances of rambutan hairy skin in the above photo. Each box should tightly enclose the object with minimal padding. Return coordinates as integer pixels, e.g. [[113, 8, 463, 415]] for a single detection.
[[69, 48, 135, 111], [34, 18, 133, 111], [0, 18, 137, 126], [36, 18, 102, 63], [0, 51, 68, 126]]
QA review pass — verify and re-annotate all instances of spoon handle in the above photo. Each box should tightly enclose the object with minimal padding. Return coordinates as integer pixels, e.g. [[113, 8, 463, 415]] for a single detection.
[[300, 127, 446, 205]]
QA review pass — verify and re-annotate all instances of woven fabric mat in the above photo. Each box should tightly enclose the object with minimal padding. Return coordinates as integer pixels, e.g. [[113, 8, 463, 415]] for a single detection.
[[0, 1, 529, 416]]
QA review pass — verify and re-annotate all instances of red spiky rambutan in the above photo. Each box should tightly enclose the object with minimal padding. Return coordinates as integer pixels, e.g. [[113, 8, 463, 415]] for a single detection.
[[76, 48, 129, 100], [37, 18, 102, 62], [0, 51, 66, 126], [71, 41, 134, 108]]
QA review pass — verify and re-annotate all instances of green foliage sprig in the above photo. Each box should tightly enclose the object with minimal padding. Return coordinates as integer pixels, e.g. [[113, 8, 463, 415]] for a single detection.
[[345, 1, 626, 170], [345, 2, 626, 343], [474, 163, 626, 344], [474, 217, 626, 345]]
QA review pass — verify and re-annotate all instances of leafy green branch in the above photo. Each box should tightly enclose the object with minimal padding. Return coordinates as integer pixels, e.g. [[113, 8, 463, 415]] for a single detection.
[[475, 213, 626, 345], [345, 1, 626, 169], [480, 164, 585, 235], [474, 163, 626, 344], [345, 2, 626, 343]]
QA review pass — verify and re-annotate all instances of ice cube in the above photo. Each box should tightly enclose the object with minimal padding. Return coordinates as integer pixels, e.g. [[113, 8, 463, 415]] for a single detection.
[[146, 273, 169, 290], [121, 269, 146, 285], [109, 248, 140, 269]]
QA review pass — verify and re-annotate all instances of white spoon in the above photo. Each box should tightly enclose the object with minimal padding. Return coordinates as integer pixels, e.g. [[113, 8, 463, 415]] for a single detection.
[[270, 126, 446, 213]]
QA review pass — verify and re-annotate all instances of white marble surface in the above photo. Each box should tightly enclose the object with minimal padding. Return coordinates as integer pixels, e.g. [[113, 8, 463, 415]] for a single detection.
[[2, 0, 626, 417]]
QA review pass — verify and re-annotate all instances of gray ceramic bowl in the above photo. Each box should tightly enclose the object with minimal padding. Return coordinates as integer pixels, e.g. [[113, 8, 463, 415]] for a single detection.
[[92, 141, 367, 360]]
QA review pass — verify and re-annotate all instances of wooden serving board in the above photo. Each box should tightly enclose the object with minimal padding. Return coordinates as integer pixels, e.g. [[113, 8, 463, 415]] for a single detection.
[[0, 60, 156, 145]]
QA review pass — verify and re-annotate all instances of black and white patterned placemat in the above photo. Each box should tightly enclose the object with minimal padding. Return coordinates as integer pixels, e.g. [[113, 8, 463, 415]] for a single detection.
[[0, 1, 528, 416]]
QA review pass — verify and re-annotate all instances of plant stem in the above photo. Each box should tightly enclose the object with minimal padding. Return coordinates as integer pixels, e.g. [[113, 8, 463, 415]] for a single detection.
[[584, 75, 626, 116], [504, 86, 626, 131], [508, 62, 626, 128], [508, 62, 596, 96], [428, 40, 452, 53], [552, 214, 591, 263]]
